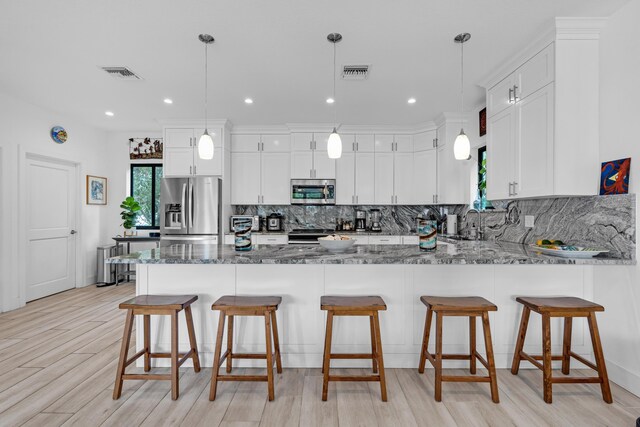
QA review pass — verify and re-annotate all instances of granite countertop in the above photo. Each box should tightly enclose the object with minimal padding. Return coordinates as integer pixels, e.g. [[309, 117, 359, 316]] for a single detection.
[[107, 239, 634, 266]]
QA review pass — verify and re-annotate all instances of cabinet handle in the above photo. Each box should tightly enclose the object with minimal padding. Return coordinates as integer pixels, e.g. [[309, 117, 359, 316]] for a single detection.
[[513, 85, 519, 102], [190, 165, 193, 175], [261, 142, 264, 151], [352, 142, 355, 152], [194, 165, 197, 175], [508, 182, 513, 196], [258, 142, 261, 151], [356, 142, 359, 151], [356, 195, 359, 204], [513, 181, 518, 196], [508, 88, 514, 104]]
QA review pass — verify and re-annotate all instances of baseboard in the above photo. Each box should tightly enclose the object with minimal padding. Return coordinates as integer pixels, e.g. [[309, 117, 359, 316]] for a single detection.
[[605, 358, 640, 398]]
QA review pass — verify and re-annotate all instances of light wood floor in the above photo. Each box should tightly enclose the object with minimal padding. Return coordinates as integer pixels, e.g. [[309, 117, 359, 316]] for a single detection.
[[0, 284, 639, 426]]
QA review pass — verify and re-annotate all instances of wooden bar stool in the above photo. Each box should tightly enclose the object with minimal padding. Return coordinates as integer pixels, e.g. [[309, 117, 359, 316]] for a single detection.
[[511, 296, 612, 404], [321, 295, 387, 402], [113, 295, 201, 401], [209, 295, 282, 401], [418, 296, 499, 403]]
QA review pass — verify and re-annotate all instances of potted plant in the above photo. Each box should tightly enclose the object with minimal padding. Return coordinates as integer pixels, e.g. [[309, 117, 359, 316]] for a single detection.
[[120, 196, 141, 236]]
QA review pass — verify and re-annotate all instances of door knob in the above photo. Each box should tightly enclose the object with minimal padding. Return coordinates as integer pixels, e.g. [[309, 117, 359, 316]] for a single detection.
[[70, 230, 77, 235]]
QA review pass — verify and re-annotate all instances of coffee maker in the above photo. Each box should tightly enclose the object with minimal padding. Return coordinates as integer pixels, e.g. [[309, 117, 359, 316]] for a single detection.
[[355, 210, 367, 232], [369, 209, 382, 232]]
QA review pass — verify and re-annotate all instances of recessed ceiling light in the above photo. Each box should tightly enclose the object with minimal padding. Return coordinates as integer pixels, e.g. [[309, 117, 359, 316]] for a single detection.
[[244, 98, 253, 104], [326, 97, 335, 104], [408, 98, 417, 104], [163, 98, 173, 104], [105, 111, 114, 116]]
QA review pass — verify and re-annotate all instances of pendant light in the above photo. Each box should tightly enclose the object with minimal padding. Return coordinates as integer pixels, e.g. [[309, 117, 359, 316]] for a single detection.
[[198, 34, 215, 160], [327, 33, 342, 159], [453, 33, 471, 161]]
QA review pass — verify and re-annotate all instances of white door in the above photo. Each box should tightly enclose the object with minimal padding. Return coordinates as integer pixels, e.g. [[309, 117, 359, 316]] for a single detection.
[[394, 152, 414, 204], [312, 133, 336, 179], [374, 135, 394, 152], [486, 107, 515, 200], [374, 152, 394, 204], [487, 74, 516, 118], [336, 152, 355, 205], [291, 151, 313, 179], [231, 152, 261, 204], [164, 148, 194, 177], [165, 128, 194, 148], [25, 157, 77, 301], [394, 135, 413, 153], [261, 152, 291, 204], [413, 149, 437, 204], [355, 152, 375, 205]]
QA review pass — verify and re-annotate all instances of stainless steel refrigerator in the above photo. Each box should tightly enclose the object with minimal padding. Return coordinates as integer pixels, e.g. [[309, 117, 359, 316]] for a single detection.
[[160, 177, 220, 245]]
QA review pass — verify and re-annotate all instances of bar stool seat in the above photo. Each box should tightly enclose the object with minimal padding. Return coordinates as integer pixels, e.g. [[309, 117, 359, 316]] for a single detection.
[[209, 295, 283, 402], [511, 296, 612, 404], [113, 294, 201, 401], [321, 295, 388, 402], [418, 296, 500, 403]]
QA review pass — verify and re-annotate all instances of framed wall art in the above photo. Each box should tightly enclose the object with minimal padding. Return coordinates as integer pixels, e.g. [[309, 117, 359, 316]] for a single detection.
[[86, 175, 107, 205], [129, 137, 163, 159], [479, 107, 486, 137], [599, 157, 631, 195]]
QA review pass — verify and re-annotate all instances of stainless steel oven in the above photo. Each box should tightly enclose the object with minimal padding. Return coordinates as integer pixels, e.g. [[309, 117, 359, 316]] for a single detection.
[[291, 179, 335, 205]]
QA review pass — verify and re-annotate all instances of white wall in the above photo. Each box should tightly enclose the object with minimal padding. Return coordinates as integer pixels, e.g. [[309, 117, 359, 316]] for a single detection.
[[0, 91, 111, 311], [594, 0, 640, 396]]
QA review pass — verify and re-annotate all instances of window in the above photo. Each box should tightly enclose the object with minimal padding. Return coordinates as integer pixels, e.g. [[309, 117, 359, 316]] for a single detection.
[[130, 164, 163, 229], [475, 146, 492, 210]]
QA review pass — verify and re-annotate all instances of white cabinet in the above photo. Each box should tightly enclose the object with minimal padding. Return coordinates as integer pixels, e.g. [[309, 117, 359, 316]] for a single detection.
[[354, 152, 375, 204], [256, 234, 288, 245], [413, 130, 438, 205], [291, 133, 335, 179], [394, 152, 414, 204], [336, 134, 375, 205], [373, 135, 415, 205], [231, 134, 291, 205], [336, 151, 355, 205], [485, 28, 600, 199], [164, 128, 223, 177], [369, 235, 401, 245], [374, 134, 412, 152], [374, 152, 395, 204], [401, 235, 419, 245]]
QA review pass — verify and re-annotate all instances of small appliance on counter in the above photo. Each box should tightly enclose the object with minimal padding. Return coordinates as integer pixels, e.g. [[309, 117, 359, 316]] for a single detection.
[[266, 213, 284, 232], [355, 209, 367, 232], [369, 209, 382, 232], [230, 215, 260, 232], [446, 214, 458, 236]]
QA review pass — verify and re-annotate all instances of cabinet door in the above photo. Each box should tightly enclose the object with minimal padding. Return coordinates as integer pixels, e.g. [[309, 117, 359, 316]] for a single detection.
[[394, 135, 413, 153], [340, 134, 355, 153], [374, 152, 394, 204], [262, 134, 291, 152], [164, 147, 194, 177], [369, 235, 401, 245], [291, 151, 313, 179], [194, 128, 223, 175], [516, 43, 554, 101], [313, 132, 331, 152], [413, 130, 437, 152], [231, 152, 261, 204], [261, 152, 291, 204], [487, 74, 516, 118], [413, 149, 437, 204], [354, 134, 375, 152], [394, 152, 414, 204], [292, 133, 313, 151], [374, 135, 394, 152], [336, 152, 355, 205], [514, 84, 554, 198], [486, 107, 515, 200], [165, 128, 194, 148], [232, 134, 261, 152], [355, 152, 375, 205]]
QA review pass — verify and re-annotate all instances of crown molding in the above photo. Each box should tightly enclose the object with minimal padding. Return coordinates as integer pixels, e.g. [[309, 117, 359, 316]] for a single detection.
[[230, 125, 291, 134], [157, 119, 232, 130], [434, 112, 470, 127], [555, 17, 607, 40]]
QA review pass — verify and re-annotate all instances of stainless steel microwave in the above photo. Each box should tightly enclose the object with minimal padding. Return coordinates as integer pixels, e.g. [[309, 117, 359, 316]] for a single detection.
[[291, 179, 336, 205]]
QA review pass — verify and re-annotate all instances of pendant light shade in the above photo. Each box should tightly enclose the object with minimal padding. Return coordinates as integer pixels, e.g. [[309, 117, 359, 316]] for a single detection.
[[454, 129, 471, 160], [328, 128, 342, 159], [198, 130, 214, 160], [454, 33, 472, 161], [198, 34, 215, 160], [327, 33, 342, 159]]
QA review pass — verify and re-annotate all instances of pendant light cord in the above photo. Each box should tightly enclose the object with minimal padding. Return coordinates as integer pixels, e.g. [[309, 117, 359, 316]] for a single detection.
[[333, 40, 337, 129], [460, 39, 464, 130], [204, 42, 208, 132]]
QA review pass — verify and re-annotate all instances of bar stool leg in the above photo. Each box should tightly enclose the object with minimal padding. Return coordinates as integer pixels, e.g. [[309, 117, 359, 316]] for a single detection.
[[562, 317, 572, 375], [264, 311, 275, 401], [418, 308, 433, 374], [270, 311, 283, 374], [143, 314, 151, 372], [481, 312, 500, 403], [322, 311, 334, 401], [469, 316, 477, 375], [373, 311, 387, 402], [113, 309, 135, 400], [369, 315, 378, 374], [171, 311, 179, 400], [542, 313, 553, 404], [226, 315, 234, 373], [434, 312, 443, 402], [511, 306, 531, 375], [184, 306, 201, 372], [209, 311, 226, 401], [587, 312, 613, 403]]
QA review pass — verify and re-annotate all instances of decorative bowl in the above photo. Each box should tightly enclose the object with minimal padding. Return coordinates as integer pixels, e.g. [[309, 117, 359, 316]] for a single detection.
[[318, 235, 356, 253]]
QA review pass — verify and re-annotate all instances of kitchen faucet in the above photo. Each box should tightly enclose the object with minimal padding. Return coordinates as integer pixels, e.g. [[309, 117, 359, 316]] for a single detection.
[[466, 209, 483, 240]]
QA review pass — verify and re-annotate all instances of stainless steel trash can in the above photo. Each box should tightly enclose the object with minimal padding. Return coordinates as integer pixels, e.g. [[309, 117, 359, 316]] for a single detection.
[[97, 245, 120, 287]]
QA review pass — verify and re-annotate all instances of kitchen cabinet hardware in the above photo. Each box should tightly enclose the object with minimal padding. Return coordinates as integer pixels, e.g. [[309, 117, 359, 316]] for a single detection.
[[513, 85, 519, 102], [508, 88, 514, 104], [70, 229, 77, 235], [194, 165, 197, 174], [352, 142, 356, 152], [190, 166, 193, 175]]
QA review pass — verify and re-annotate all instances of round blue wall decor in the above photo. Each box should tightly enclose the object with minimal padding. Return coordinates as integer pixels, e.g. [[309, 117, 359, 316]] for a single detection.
[[50, 126, 67, 144]]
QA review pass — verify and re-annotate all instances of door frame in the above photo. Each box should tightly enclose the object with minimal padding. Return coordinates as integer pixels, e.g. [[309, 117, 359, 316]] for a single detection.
[[18, 149, 82, 306]]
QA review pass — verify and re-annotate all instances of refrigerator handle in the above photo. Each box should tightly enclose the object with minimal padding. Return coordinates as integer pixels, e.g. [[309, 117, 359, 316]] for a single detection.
[[181, 183, 187, 228], [189, 180, 194, 229]]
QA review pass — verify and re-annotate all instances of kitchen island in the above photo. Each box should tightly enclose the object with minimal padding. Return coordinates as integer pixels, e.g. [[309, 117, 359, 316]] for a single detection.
[[109, 241, 633, 369]]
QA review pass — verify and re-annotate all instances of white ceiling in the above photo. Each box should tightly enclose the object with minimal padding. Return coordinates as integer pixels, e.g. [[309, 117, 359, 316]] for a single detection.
[[0, 0, 629, 131]]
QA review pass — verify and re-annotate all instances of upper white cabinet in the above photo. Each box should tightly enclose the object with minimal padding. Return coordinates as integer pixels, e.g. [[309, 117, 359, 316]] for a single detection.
[[164, 128, 223, 177], [231, 134, 291, 205], [434, 124, 469, 205], [374, 134, 413, 153], [291, 133, 335, 179], [336, 134, 375, 205], [485, 20, 602, 200], [373, 134, 414, 205], [413, 130, 438, 204]]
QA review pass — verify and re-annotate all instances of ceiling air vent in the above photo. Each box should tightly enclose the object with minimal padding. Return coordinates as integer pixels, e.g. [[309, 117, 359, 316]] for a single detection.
[[342, 65, 369, 80], [100, 66, 142, 80]]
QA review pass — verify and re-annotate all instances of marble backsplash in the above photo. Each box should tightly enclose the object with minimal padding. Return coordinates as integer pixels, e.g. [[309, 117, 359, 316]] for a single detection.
[[234, 194, 636, 259]]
